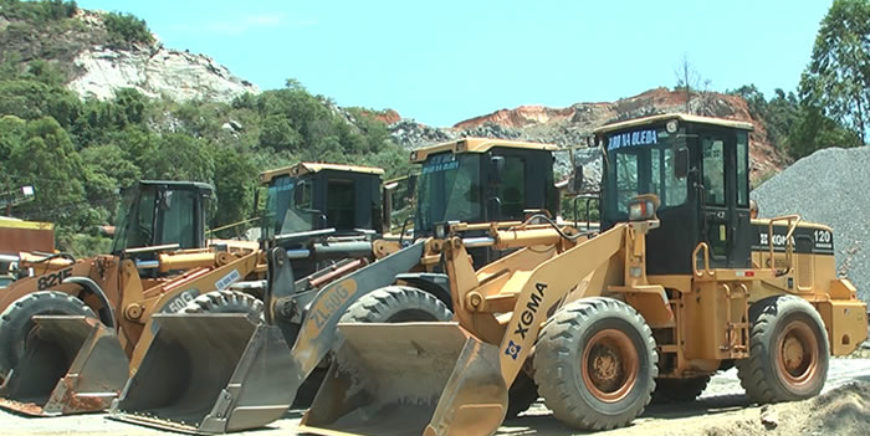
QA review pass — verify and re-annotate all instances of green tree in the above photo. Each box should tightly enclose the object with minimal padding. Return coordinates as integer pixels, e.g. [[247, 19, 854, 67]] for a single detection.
[[259, 114, 303, 151], [103, 12, 154, 47], [140, 133, 215, 182], [5, 117, 87, 227], [212, 148, 256, 234], [0, 115, 26, 161], [80, 144, 142, 224], [800, 0, 870, 143], [788, 104, 862, 158]]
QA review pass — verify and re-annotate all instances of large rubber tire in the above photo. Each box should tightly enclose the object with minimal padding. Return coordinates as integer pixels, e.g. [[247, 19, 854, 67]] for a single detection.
[[651, 376, 710, 404], [181, 290, 264, 322], [534, 297, 657, 431], [505, 370, 539, 420], [0, 291, 95, 379], [339, 285, 452, 323], [736, 295, 829, 403], [311, 286, 449, 409]]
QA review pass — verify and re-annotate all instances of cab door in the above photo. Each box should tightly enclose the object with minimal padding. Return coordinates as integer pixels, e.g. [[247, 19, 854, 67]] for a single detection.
[[699, 129, 751, 268]]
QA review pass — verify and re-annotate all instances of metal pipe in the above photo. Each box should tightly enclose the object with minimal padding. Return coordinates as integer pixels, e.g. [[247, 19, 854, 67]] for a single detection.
[[158, 252, 219, 273], [286, 249, 312, 259], [135, 260, 160, 269], [309, 258, 369, 288], [462, 237, 496, 248], [274, 228, 336, 245], [0, 254, 20, 263], [311, 241, 372, 260], [493, 228, 564, 249], [125, 243, 180, 255]]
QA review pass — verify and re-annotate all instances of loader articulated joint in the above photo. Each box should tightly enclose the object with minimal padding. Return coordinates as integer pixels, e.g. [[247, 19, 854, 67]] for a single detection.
[[274, 296, 297, 320], [63, 276, 115, 328]]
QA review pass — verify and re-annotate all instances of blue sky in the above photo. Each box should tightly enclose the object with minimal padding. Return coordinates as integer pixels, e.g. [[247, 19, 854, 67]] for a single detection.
[[76, 1, 832, 126]]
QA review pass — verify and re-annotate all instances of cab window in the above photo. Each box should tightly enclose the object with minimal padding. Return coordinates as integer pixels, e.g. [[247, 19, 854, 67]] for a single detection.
[[158, 190, 196, 248], [326, 178, 355, 230], [496, 156, 525, 218], [702, 138, 726, 206], [736, 132, 749, 207]]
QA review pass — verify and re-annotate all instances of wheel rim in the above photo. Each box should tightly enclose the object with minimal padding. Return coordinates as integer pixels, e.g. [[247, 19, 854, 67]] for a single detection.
[[581, 328, 639, 402], [775, 319, 819, 386]]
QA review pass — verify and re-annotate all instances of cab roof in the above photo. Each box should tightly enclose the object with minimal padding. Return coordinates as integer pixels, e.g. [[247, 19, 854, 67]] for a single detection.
[[593, 113, 754, 135], [259, 162, 384, 184], [138, 180, 214, 193], [410, 137, 558, 163]]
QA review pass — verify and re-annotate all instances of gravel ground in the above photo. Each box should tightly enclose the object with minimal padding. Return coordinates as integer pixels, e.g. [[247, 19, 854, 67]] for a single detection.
[[752, 146, 870, 303], [2, 359, 869, 436]]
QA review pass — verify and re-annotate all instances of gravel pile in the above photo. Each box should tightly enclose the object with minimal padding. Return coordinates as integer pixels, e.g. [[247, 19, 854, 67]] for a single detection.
[[751, 146, 870, 304]]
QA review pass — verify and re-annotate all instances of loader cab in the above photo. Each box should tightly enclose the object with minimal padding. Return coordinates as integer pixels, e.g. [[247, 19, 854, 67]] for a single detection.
[[259, 163, 384, 240], [411, 138, 559, 235], [111, 181, 213, 255], [595, 114, 754, 274], [411, 138, 558, 266]]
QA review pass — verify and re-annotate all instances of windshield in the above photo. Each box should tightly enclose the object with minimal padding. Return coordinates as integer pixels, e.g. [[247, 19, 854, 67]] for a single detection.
[[112, 186, 200, 253], [415, 153, 482, 233], [604, 125, 688, 220], [261, 175, 316, 239], [157, 190, 197, 249], [111, 186, 156, 253]]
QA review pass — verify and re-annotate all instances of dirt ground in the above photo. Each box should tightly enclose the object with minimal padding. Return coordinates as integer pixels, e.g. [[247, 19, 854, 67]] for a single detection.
[[1, 358, 868, 436]]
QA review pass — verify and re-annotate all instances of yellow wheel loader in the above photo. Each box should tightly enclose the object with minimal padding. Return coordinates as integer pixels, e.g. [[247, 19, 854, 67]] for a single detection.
[[300, 113, 868, 436], [0, 159, 406, 418], [0, 181, 270, 416], [108, 138, 577, 434]]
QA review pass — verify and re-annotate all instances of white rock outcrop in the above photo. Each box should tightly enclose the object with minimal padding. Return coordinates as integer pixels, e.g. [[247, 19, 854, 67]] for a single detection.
[[67, 46, 259, 103]]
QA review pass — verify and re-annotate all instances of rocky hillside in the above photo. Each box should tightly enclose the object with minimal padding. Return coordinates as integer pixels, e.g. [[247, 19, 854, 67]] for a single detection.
[[387, 87, 788, 185], [0, 7, 257, 102], [0, 2, 785, 185]]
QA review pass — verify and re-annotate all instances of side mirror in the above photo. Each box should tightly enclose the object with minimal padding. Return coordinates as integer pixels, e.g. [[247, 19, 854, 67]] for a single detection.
[[674, 148, 689, 179], [572, 163, 584, 192], [489, 155, 505, 184]]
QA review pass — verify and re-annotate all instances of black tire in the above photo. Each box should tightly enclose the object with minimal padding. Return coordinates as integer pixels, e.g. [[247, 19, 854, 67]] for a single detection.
[[505, 370, 539, 420], [311, 286, 449, 409], [181, 290, 264, 322], [651, 376, 710, 404], [534, 297, 657, 431], [339, 285, 452, 323], [0, 291, 95, 378], [736, 295, 829, 403]]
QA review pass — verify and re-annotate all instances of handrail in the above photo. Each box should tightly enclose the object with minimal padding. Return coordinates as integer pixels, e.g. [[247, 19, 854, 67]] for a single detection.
[[767, 214, 801, 277], [692, 242, 713, 277]]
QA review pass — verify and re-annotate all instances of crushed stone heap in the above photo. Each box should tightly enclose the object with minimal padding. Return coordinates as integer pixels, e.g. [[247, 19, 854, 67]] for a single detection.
[[752, 146, 870, 304]]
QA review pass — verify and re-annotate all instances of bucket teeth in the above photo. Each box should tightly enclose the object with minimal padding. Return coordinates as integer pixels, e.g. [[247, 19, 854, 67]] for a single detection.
[[0, 315, 128, 416]]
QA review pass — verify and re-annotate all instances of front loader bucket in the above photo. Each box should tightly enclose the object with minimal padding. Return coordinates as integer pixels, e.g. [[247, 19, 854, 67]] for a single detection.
[[110, 313, 296, 434], [0, 315, 128, 416], [300, 322, 508, 436]]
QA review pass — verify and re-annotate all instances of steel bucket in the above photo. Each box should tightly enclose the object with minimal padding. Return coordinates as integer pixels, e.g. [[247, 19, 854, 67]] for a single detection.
[[0, 315, 128, 416], [109, 313, 297, 434], [300, 322, 508, 436]]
